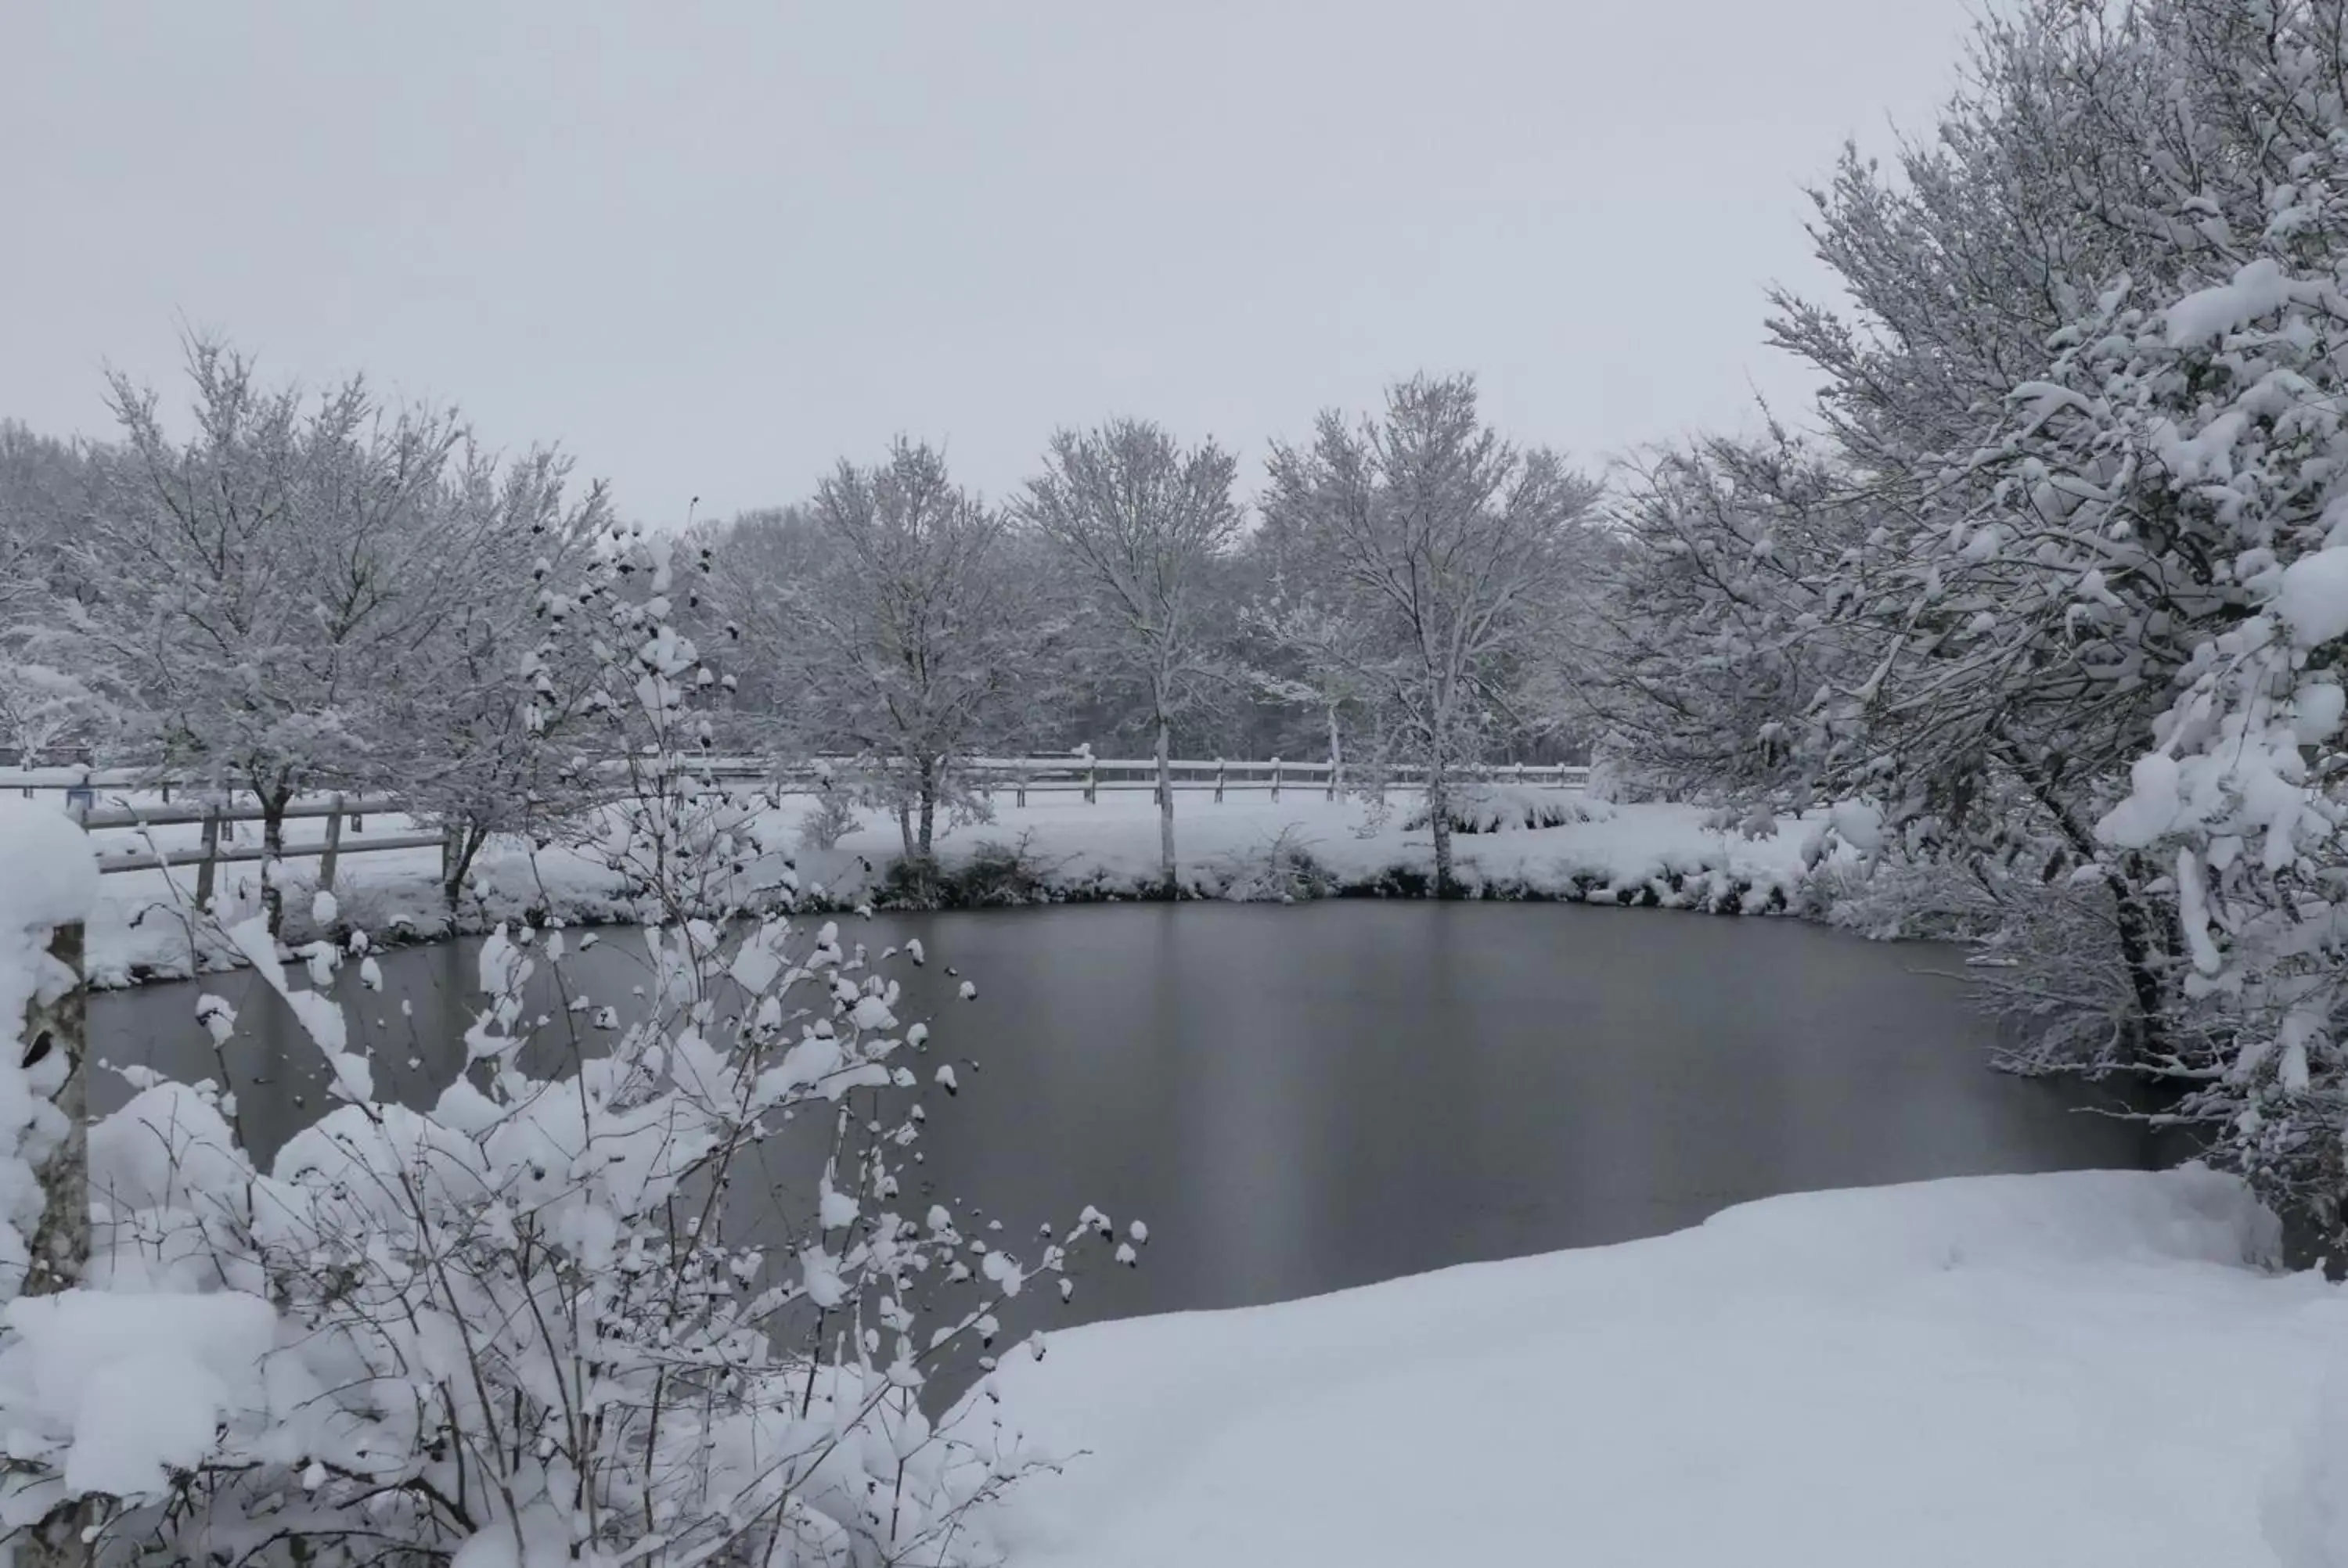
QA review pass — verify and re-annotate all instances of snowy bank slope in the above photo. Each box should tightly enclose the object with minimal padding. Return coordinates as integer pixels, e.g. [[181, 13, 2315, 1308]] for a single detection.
[[982, 1168, 2343, 1567]]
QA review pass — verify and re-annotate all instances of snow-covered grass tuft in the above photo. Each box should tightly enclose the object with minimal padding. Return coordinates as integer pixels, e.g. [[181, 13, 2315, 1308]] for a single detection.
[[1402, 783, 1615, 835]]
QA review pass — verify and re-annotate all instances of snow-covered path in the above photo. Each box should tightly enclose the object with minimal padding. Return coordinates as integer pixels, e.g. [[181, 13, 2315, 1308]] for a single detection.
[[981, 1168, 2344, 1567]]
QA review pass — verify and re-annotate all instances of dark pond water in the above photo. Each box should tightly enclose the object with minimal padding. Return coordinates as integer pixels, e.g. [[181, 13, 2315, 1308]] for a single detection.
[[89, 903, 2153, 1338]]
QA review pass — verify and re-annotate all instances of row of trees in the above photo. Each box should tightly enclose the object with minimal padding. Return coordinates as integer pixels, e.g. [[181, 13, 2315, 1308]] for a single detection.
[[675, 378, 1601, 894], [1579, 0, 2348, 1232], [2, 355, 1602, 904]]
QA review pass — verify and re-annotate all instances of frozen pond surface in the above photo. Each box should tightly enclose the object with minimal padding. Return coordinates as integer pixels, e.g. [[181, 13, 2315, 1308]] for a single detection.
[[90, 902, 2153, 1332]]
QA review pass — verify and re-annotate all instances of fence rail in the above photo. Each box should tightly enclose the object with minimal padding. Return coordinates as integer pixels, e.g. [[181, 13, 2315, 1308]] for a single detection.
[[743, 756, 1590, 807]]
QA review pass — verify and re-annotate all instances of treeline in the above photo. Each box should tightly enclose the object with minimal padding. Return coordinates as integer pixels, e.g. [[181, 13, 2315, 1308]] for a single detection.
[[0, 355, 1603, 900]]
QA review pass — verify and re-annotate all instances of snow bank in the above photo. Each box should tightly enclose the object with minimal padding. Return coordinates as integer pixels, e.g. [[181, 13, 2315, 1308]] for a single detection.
[[60, 793, 1833, 987], [979, 1167, 2341, 1568]]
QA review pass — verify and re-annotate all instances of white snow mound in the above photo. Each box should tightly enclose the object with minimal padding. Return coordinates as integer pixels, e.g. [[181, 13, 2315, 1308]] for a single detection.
[[978, 1167, 2338, 1568]]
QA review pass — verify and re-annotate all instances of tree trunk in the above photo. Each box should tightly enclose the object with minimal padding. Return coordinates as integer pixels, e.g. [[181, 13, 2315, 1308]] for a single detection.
[[443, 820, 488, 910], [917, 754, 938, 858], [2109, 854, 2173, 1064], [1154, 715, 1176, 897], [2026, 768, 2173, 1068], [1427, 750, 1456, 898], [261, 782, 294, 933], [1326, 707, 1343, 798]]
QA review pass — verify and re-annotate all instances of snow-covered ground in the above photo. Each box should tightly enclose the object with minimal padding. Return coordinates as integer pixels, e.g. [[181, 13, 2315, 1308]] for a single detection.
[[805, 787, 1817, 904], [52, 786, 1826, 986], [979, 1167, 2347, 1567]]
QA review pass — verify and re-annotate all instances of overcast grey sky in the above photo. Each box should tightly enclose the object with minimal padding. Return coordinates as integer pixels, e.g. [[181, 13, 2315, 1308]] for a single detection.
[[1, 2, 1975, 522]]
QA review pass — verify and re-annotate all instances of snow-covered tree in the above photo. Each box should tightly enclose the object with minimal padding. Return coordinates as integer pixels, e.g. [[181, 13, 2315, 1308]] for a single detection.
[[1572, 433, 1870, 811], [0, 664, 106, 770], [1723, 0, 2348, 1221], [728, 442, 1037, 868], [1242, 586, 1388, 794], [0, 425, 111, 767], [700, 502, 824, 731], [1262, 374, 1598, 893], [1017, 419, 1241, 894], [71, 340, 500, 923], [381, 443, 612, 908]]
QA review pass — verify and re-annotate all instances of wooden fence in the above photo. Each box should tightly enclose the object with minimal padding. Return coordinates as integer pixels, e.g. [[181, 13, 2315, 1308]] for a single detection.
[[23, 757, 1589, 891], [66, 794, 441, 900]]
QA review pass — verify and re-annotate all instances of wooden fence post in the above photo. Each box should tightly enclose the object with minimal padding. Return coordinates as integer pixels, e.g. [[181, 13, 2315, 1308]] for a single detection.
[[1085, 760, 1097, 805], [194, 806, 221, 908], [1270, 757, 1282, 801], [319, 793, 346, 892], [1215, 758, 1226, 804]]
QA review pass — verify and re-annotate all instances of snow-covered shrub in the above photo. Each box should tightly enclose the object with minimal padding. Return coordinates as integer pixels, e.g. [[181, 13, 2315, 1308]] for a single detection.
[[1215, 825, 1338, 904], [795, 768, 862, 857], [20, 904, 1124, 1568], [0, 523, 1136, 1568], [1802, 852, 2000, 943], [1403, 783, 1612, 835], [939, 834, 1063, 908]]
